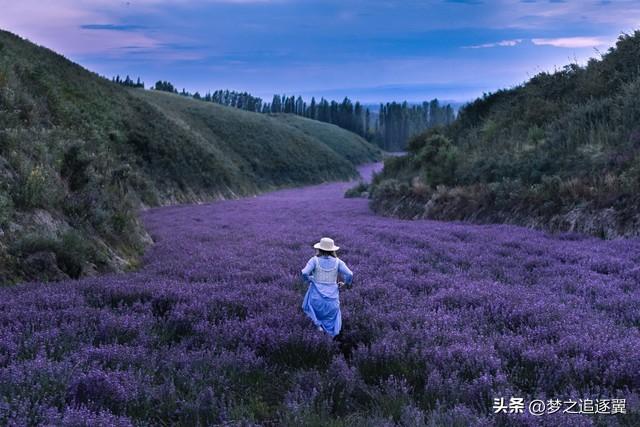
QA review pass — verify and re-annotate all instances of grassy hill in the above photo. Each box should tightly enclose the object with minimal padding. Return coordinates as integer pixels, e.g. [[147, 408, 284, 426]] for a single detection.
[[0, 29, 380, 284], [129, 90, 380, 189], [368, 31, 640, 238], [269, 112, 381, 165]]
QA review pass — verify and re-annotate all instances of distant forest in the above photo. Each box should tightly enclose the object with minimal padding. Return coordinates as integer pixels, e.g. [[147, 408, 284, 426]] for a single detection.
[[112, 76, 455, 151]]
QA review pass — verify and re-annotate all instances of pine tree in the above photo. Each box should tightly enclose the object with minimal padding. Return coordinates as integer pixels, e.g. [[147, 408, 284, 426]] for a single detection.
[[365, 108, 371, 138], [271, 95, 282, 113], [309, 97, 317, 120], [295, 96, 305, 116]]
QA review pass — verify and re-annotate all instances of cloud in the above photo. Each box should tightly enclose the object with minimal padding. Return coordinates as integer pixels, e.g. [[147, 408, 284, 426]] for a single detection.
[[465, 36, 612, 50], [531, 36, 609, 48], [80, 24, 146, 31], [464, 36, 613, 50], [463, 39, 523, 48], [0, 0, 204, 60]]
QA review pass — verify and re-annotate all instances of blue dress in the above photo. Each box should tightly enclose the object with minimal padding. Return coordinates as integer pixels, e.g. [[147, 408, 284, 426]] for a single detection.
[[300, 255, 353, 337]]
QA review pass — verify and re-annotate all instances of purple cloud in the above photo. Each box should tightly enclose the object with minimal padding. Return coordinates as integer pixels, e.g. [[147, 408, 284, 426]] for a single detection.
[[80, 24, 146, 31]]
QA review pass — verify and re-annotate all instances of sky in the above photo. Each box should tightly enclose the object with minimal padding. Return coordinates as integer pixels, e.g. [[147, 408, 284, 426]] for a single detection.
[[0, 0, 639, 104]]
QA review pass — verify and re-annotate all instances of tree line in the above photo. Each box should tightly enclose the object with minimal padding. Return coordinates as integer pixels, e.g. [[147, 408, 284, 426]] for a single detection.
[[117, 77, 455, 150], [112, 75, 145, 89], [376, 101, 455, 151]]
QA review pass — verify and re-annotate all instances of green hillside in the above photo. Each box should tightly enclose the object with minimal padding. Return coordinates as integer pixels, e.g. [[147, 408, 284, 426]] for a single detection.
[[130, 89, 380, 186], [368, 31, 640, 238], [272, 113, 381, 164], [0, 29, 380, 283]]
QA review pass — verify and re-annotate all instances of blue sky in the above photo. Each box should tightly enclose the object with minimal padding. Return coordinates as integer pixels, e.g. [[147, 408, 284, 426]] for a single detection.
[[1, 0, 638, 103]]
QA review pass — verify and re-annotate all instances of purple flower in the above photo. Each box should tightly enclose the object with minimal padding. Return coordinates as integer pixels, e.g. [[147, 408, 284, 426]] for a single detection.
[[1, 163, 639, 424]]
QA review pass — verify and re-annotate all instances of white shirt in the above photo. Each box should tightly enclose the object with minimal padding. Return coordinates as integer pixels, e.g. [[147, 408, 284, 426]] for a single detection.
[[300, 255, 353, 298]]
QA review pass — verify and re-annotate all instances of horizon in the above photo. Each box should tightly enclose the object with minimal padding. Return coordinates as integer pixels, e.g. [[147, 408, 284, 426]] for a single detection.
[[0, 1, 638, 104]]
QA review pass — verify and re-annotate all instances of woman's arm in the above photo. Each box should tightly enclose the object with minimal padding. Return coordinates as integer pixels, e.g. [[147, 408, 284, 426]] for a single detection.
[[338, 260, 353, 287], [300, 257, 315, 285]]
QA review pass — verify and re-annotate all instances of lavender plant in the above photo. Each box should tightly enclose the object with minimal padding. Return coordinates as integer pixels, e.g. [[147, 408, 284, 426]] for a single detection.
[[0, 163, 638, 425]]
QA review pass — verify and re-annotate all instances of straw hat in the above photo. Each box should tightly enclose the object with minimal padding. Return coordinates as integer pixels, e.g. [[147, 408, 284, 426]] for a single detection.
[[313, 237, 340, 252]]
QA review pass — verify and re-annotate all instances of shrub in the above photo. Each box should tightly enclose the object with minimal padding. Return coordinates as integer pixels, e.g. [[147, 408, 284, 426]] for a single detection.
[[371, 178, 411, 200], [406, 127, 444, 154], [415, 135, 459, 187], [60, 144, 92, 192], [0, 192, 12, 226], [11, 229, 95, 279], [15, 164, 61, 209], [369, 178, 429, 219], [57, 229, 93, 278], [344, 181, 369, 198], [11, 232, 59, 255], [526, 125, 545, 145]]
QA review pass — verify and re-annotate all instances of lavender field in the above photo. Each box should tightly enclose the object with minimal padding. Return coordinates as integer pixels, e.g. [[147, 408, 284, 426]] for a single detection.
[[1, 163, 639, 426]]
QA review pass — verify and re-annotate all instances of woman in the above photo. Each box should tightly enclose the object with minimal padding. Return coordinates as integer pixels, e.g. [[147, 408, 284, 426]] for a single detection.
[[300, 237, 353, 337]]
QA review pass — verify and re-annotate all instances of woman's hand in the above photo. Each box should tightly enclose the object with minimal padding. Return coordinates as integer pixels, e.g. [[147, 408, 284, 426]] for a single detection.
[[338, 281, 345, 290]]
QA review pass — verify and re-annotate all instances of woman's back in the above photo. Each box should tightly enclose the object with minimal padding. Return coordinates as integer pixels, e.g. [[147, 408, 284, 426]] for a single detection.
[[313, 255, 340, 284], [301, 254, 352, 299]]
